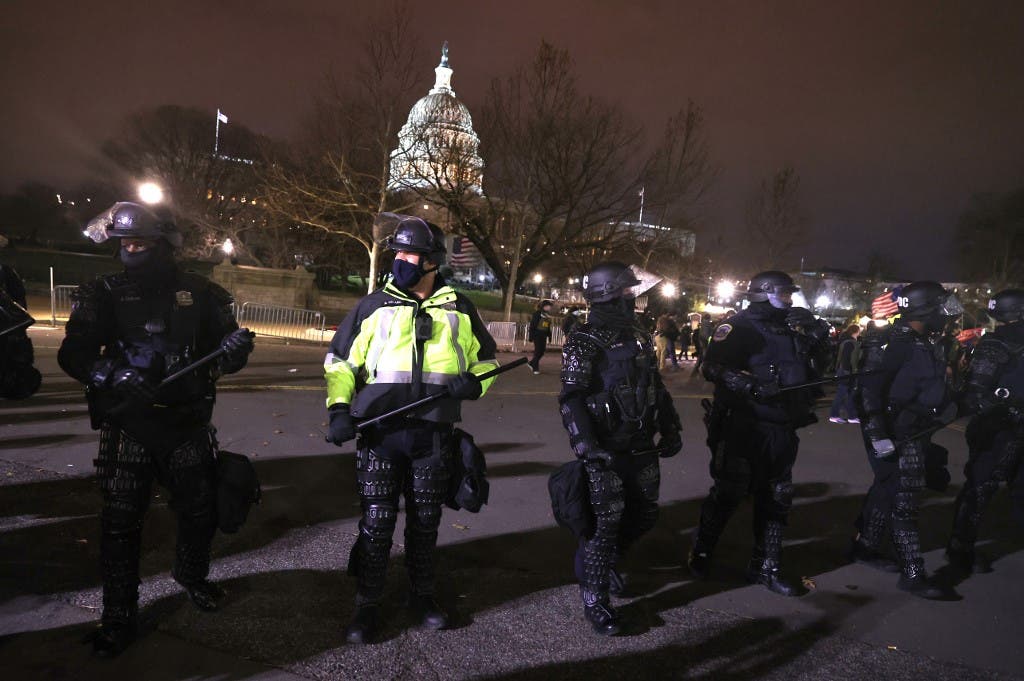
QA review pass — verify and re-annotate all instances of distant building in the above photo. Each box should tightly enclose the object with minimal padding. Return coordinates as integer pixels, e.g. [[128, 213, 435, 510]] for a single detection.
[[388, 42, 484, 195]]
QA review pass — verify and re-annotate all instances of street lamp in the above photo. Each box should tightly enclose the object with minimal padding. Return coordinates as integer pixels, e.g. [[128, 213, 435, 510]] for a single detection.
[[137, 182, 164, 204], [715, 280, 735, 301], [662, 282, 677, 298], [533, 273, 542, 284]]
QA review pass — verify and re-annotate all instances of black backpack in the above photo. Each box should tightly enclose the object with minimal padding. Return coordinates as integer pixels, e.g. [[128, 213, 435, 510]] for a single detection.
[[216, 451, 261, 534]]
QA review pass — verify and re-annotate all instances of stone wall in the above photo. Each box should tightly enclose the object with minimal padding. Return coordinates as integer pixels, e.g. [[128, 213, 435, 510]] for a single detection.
[[211, 263, 318, 310]]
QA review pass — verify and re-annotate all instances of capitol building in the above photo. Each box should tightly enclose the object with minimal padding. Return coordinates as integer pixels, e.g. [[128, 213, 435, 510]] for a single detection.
[[388, 43, 484, 195]]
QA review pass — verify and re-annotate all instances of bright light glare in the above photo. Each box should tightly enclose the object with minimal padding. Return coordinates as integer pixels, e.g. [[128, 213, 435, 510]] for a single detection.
[[858, 316, 871, 327], [222, 238, 235, 255], [138, 182, 164, 204], [533, 273, 542, 284], [715, 281, 734, 300], [662, 282, 677, 297], [815, 294, 831, 309]]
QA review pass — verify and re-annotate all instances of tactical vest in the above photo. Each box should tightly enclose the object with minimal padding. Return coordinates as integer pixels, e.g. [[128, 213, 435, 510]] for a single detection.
[[993, 337, 1024, 403], [103, 272, 211, 405], [578, 326, 659, 448], [886, 328, 947, 413], [744, 314, 813, 423]]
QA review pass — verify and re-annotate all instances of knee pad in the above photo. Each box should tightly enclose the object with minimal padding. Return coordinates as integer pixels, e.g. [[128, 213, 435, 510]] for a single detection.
[[635, 462, 661, 503], [357, 447, 402, 499], [362, 503, 398, 541]]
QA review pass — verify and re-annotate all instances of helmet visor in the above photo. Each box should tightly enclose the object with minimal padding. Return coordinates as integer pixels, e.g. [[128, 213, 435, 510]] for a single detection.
[[84, 206, 116, 243], [941, 293, 964, 317]]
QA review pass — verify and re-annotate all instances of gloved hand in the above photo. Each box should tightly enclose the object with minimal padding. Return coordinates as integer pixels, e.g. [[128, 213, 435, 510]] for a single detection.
[[220, 328, 255, 362], [785, 307, 817, 328], [327, 404, 356, 444], [658, 431, 683, 458], [111, 368, 157, 403], [447, 371, 482, 400], [575, 440, 613, 467], [870, 437, 896, 458], [751, 379, 781, 402]]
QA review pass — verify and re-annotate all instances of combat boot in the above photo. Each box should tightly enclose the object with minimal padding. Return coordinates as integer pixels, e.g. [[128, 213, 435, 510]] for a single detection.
[[409, 593, 449, 630], [897, 560, 945, 599], [88, 620, 138, 658], [746, 559, 806, 597], [176, 578, 227, 612], [849, 538, 900, 573], [345, 603, 380, 644], [581, 588, 622, 636]]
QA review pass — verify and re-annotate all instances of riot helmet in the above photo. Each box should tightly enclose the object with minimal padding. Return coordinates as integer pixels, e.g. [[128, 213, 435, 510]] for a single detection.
[[988, 288, 1024, 323], [383, 213, 447, 267], [84, 202, 182, 250], [582, 261, 641, 303], [747, 271, 799, 309], [896, 281, 963, 321]]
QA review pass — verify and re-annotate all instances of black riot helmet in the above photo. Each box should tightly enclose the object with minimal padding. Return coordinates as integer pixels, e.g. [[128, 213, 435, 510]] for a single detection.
[[747, 271, 800, 308], [896, 281, 963, 321], [582, 261, 641, 303], [988, 289, 1024, 323], [382, 213, 447, 267], [84, 202, 182, 250]]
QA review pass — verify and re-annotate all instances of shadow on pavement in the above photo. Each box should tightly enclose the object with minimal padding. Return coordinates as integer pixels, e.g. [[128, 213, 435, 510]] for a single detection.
[[0, 453, 361, 600]]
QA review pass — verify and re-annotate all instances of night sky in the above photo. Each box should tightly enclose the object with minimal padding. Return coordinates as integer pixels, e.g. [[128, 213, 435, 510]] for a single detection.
[[2, 0, 1022, 279]]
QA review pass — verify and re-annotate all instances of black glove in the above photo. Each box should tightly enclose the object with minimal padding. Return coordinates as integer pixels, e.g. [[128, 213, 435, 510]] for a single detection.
[[327, 404, 356, 444], [447, 371, 482, 400], [220, 328, 255, 362], [575, 439, 613, 467], [110, 368, 157, 403], [751, 379, 781, 402], [658, 431, 683, 458], [785, 307, 817, 328]]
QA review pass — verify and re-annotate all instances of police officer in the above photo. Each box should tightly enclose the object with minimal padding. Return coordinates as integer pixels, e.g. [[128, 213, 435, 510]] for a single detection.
[[853, 281, 961, 598], [948, 289, 1024, 573], [559, 261, 682, 635], [58, 202, 254, 655], [0, 262, 42, 399], [324, 213, 498, 644], [689, 271, 828, 596]]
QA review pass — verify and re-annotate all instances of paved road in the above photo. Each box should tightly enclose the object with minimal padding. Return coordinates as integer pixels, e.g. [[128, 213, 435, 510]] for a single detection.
[[1, 326, 1022, 680]]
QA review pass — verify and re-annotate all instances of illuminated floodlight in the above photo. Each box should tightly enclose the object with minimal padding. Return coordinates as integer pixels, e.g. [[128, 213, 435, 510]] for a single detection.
[[137, 182, 164, 204], [662, 282, 677, 298], [814, 294, 831, 309], [222, 238, 235, 255], [533, 273, 542, 284], [858, 316, 871, 327], [715, 280, 734, 300]]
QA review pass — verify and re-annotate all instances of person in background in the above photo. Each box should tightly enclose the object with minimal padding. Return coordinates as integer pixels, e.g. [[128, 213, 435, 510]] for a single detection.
[[829, 324, 862, 424], [528, 299, 554, 374]]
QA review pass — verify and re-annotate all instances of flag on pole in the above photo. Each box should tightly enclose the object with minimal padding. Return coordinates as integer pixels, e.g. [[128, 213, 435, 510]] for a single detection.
[[638, 187, 645, 199], [449, 237, 483, 268], [217, 110, 229, 124]]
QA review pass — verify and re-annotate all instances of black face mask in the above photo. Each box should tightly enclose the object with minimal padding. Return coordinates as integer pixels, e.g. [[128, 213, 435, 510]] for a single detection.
[[121, 242, 175, 287], [589, 297, 635, 330], [392, 259, 425, 289]]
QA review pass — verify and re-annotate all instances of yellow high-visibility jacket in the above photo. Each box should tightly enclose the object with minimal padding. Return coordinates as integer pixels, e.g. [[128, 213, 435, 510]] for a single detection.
[[324, 278, 499, 423]]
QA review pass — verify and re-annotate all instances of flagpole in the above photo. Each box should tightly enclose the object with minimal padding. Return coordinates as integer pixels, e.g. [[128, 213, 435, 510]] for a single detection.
[[214, 109, 221, 157], [638, 186, 645, 225]]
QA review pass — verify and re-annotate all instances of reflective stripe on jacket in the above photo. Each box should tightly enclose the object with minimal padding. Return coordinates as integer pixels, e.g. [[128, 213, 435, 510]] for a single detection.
[[324, 278, 498, 423]]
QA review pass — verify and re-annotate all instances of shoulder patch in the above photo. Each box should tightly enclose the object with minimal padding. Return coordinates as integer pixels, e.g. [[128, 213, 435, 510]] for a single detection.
[[712, 323, 733, 342]]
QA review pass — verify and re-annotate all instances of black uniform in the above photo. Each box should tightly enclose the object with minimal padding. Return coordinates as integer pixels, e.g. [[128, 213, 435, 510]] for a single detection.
[[59, 265, 250, 649], [559, 317, 682, 634], [0, 263, 41, 399], [949, 321, 1024, 568], [692, 301, 828, 594], [854, 321, 951, 592]]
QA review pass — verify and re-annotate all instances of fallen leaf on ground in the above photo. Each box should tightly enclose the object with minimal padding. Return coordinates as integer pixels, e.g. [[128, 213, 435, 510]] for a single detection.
[[801, 576, 816, 590], [273, 429, 284, 434], [452, 523, 469, 531]]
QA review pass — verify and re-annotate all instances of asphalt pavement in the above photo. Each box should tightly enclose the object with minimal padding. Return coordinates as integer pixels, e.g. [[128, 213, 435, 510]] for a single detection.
[[1, 326, 1022, 680]]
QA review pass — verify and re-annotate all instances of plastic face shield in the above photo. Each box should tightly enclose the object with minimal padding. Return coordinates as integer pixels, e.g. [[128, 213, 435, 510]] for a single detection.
[[83, 205, 119, 243], [941, 293, 964, 317]]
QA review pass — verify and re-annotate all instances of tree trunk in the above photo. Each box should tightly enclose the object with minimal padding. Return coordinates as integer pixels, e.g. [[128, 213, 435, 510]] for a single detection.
[[367, 241, 381, 294]]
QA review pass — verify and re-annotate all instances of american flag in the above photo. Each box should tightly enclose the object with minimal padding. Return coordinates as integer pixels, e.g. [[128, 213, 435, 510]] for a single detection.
[[871, 288, 901, 319], [449, 236, 483, 268]]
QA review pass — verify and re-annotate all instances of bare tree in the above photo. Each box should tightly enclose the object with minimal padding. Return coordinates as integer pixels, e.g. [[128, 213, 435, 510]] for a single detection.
[[744, 165, 806, 271], [260, 3, 422, 292], [101, 105, 270, 263], [413, 41, 642, 319]]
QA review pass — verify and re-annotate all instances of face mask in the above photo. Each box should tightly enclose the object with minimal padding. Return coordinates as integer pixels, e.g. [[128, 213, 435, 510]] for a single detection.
[[392, 259, 424, 289]]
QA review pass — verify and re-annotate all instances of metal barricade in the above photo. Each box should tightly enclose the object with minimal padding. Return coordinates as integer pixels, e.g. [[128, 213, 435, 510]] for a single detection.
[[237, 302, 327, 344], [51, 285, 78, 325], [486, 321, 518, 352]]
